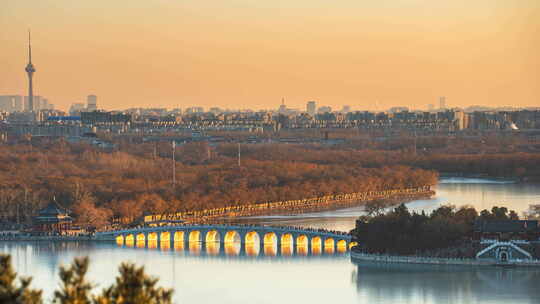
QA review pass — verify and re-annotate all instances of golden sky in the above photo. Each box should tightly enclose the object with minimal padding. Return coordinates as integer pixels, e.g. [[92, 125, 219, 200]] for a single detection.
[[1, 0, 539, 111]]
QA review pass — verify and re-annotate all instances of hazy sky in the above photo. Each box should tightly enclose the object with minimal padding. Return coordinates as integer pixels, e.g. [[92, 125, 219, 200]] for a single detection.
[[1, 0, 539, 111]]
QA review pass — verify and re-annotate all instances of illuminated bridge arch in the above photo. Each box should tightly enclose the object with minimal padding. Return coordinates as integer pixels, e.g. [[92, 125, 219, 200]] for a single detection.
[[324, 238, 335, 254], [263, 232, 277, 245], [337, 239, 347, 254], [136, 233, 145, 243], [116, 235, 124, 246], [311, 236, 322, 255], [225, 231, 241, 243], [244, 231, 261, 257], [136, 233, 146, 248], [281, 233, 294, 246], [160, 231, 171, 243], [125, 234, 135, 247], [206, 231, 221, 256], [147, 232, 159, 249], [281, 233, 295, 256], [205, 230, 221, 243], [97, 224, 353, 256], [244, 231, 260, 244], [147, 232, 158, 241], [189, 230, 202, 243], [296, 235, 309, 256], [263, 232, 278, 256], [174, 231, 185, 242]]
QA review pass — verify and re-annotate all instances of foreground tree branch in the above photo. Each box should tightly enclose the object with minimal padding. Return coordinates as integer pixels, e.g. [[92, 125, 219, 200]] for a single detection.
[[0, 254, 173, 304]]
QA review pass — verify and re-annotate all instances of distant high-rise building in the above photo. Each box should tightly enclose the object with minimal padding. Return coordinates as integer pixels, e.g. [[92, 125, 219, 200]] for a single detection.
[[388, 107, 409, 113], [307, 101, 316, 116], [0, 96, 13, 112], [40, 98, 48, 110], [0, 95, 23, 112], [279, 98, 287, 114], [209, 107, 222, 114], [25, 30, 36, 112], [87, 95, 97, 111], [41, 98, 53, 110], [69, 103, 86, 116], [453, 110, 467, 130], [428, 104, 435, 111], [13, 96, 23, 112], [439, 96, 447, 110], [185, 107, 204, 114], [24, 95, 41, 111], [341, 105, 351, 113]]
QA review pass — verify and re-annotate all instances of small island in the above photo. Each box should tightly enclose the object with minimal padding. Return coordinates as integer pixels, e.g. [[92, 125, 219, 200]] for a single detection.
[[350, 203, 540, 266]]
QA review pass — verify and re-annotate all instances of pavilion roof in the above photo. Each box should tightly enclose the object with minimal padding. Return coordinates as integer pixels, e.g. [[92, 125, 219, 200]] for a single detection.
[[37, 198, 71, 217]]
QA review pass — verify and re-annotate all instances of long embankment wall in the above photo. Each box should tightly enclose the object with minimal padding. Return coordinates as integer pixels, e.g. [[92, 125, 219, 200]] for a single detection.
[[144, 186, 434, 223], [350, 251, 540, 267], [0, 235, 96, 242]]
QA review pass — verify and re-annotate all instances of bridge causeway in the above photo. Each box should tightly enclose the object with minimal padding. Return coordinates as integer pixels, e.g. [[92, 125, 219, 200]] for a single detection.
[[96, 224, 355, 254]]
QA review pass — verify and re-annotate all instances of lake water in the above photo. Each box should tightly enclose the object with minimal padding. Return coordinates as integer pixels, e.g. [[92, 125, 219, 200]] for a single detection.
[[244, 177, 540, 231], [2, 177, 540, 304]]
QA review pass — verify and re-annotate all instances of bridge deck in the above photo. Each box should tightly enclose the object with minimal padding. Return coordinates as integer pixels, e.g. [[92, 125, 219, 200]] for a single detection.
[[97, 224, 352, 243]]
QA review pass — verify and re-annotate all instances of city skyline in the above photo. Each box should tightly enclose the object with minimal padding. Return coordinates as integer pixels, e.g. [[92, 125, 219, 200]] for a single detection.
[[1, 1, 539, 111]]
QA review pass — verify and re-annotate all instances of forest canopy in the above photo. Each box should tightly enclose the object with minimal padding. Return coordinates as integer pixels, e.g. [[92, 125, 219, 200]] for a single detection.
[[2, 135, 538, 228], [0, 142, 438, 228], [352, 204, 520, 257]]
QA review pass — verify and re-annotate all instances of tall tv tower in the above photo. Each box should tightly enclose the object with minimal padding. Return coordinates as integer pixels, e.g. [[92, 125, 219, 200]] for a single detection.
[[25, 30, 36, 112]]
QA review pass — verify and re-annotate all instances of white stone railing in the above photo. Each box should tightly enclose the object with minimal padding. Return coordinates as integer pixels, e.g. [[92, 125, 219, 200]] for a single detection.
[[351, 251, 540, 266], [480, 239, 530, 245]]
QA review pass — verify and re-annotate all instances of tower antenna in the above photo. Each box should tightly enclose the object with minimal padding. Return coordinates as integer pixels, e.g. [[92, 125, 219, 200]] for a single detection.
[[28, 29, 32, 63]]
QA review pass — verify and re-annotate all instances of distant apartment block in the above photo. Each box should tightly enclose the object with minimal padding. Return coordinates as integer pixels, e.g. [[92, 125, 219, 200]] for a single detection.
[[69, 103, 86, 116], [87, 95, 97, 111], [81, 111, 132, 124], [439, 96, 447, 110], [307, 101, 316, 116], [186, 107, 204, 114], [318, 106, 332, 113], [24, 95, 40, 111], [0, 95, 23, 112], [388, 107, 408, 113]]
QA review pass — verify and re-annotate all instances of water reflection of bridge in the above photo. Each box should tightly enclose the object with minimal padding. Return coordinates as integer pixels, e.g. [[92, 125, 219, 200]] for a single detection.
[[96, 224, 355, 257]]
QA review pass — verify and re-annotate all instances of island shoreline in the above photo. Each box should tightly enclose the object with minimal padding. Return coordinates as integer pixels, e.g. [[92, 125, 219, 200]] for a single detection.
[[350, 250, 540, 267]]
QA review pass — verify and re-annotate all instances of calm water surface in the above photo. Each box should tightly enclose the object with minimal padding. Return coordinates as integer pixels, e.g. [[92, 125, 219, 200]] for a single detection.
[[248, 177, 540, 231], [2, 177, 540, 304]]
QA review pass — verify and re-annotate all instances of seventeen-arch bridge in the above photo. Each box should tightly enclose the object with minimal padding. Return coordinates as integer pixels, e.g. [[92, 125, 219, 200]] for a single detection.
[[96, 224, 355, 256]]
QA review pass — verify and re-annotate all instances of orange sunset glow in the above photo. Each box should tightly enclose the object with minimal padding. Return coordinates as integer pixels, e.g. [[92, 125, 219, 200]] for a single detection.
[[1, 0, 539, 111]]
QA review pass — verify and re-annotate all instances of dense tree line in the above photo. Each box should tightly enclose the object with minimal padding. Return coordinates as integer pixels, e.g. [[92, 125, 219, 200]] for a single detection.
[[2, 135, 537, 229], [413, 153, 540, 181], [219, 144, 540, 180], [0, 142, 437, 228], [114, 133, 540, 180], [352, 204, 519, 257], [0, 254, 172, 304]]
